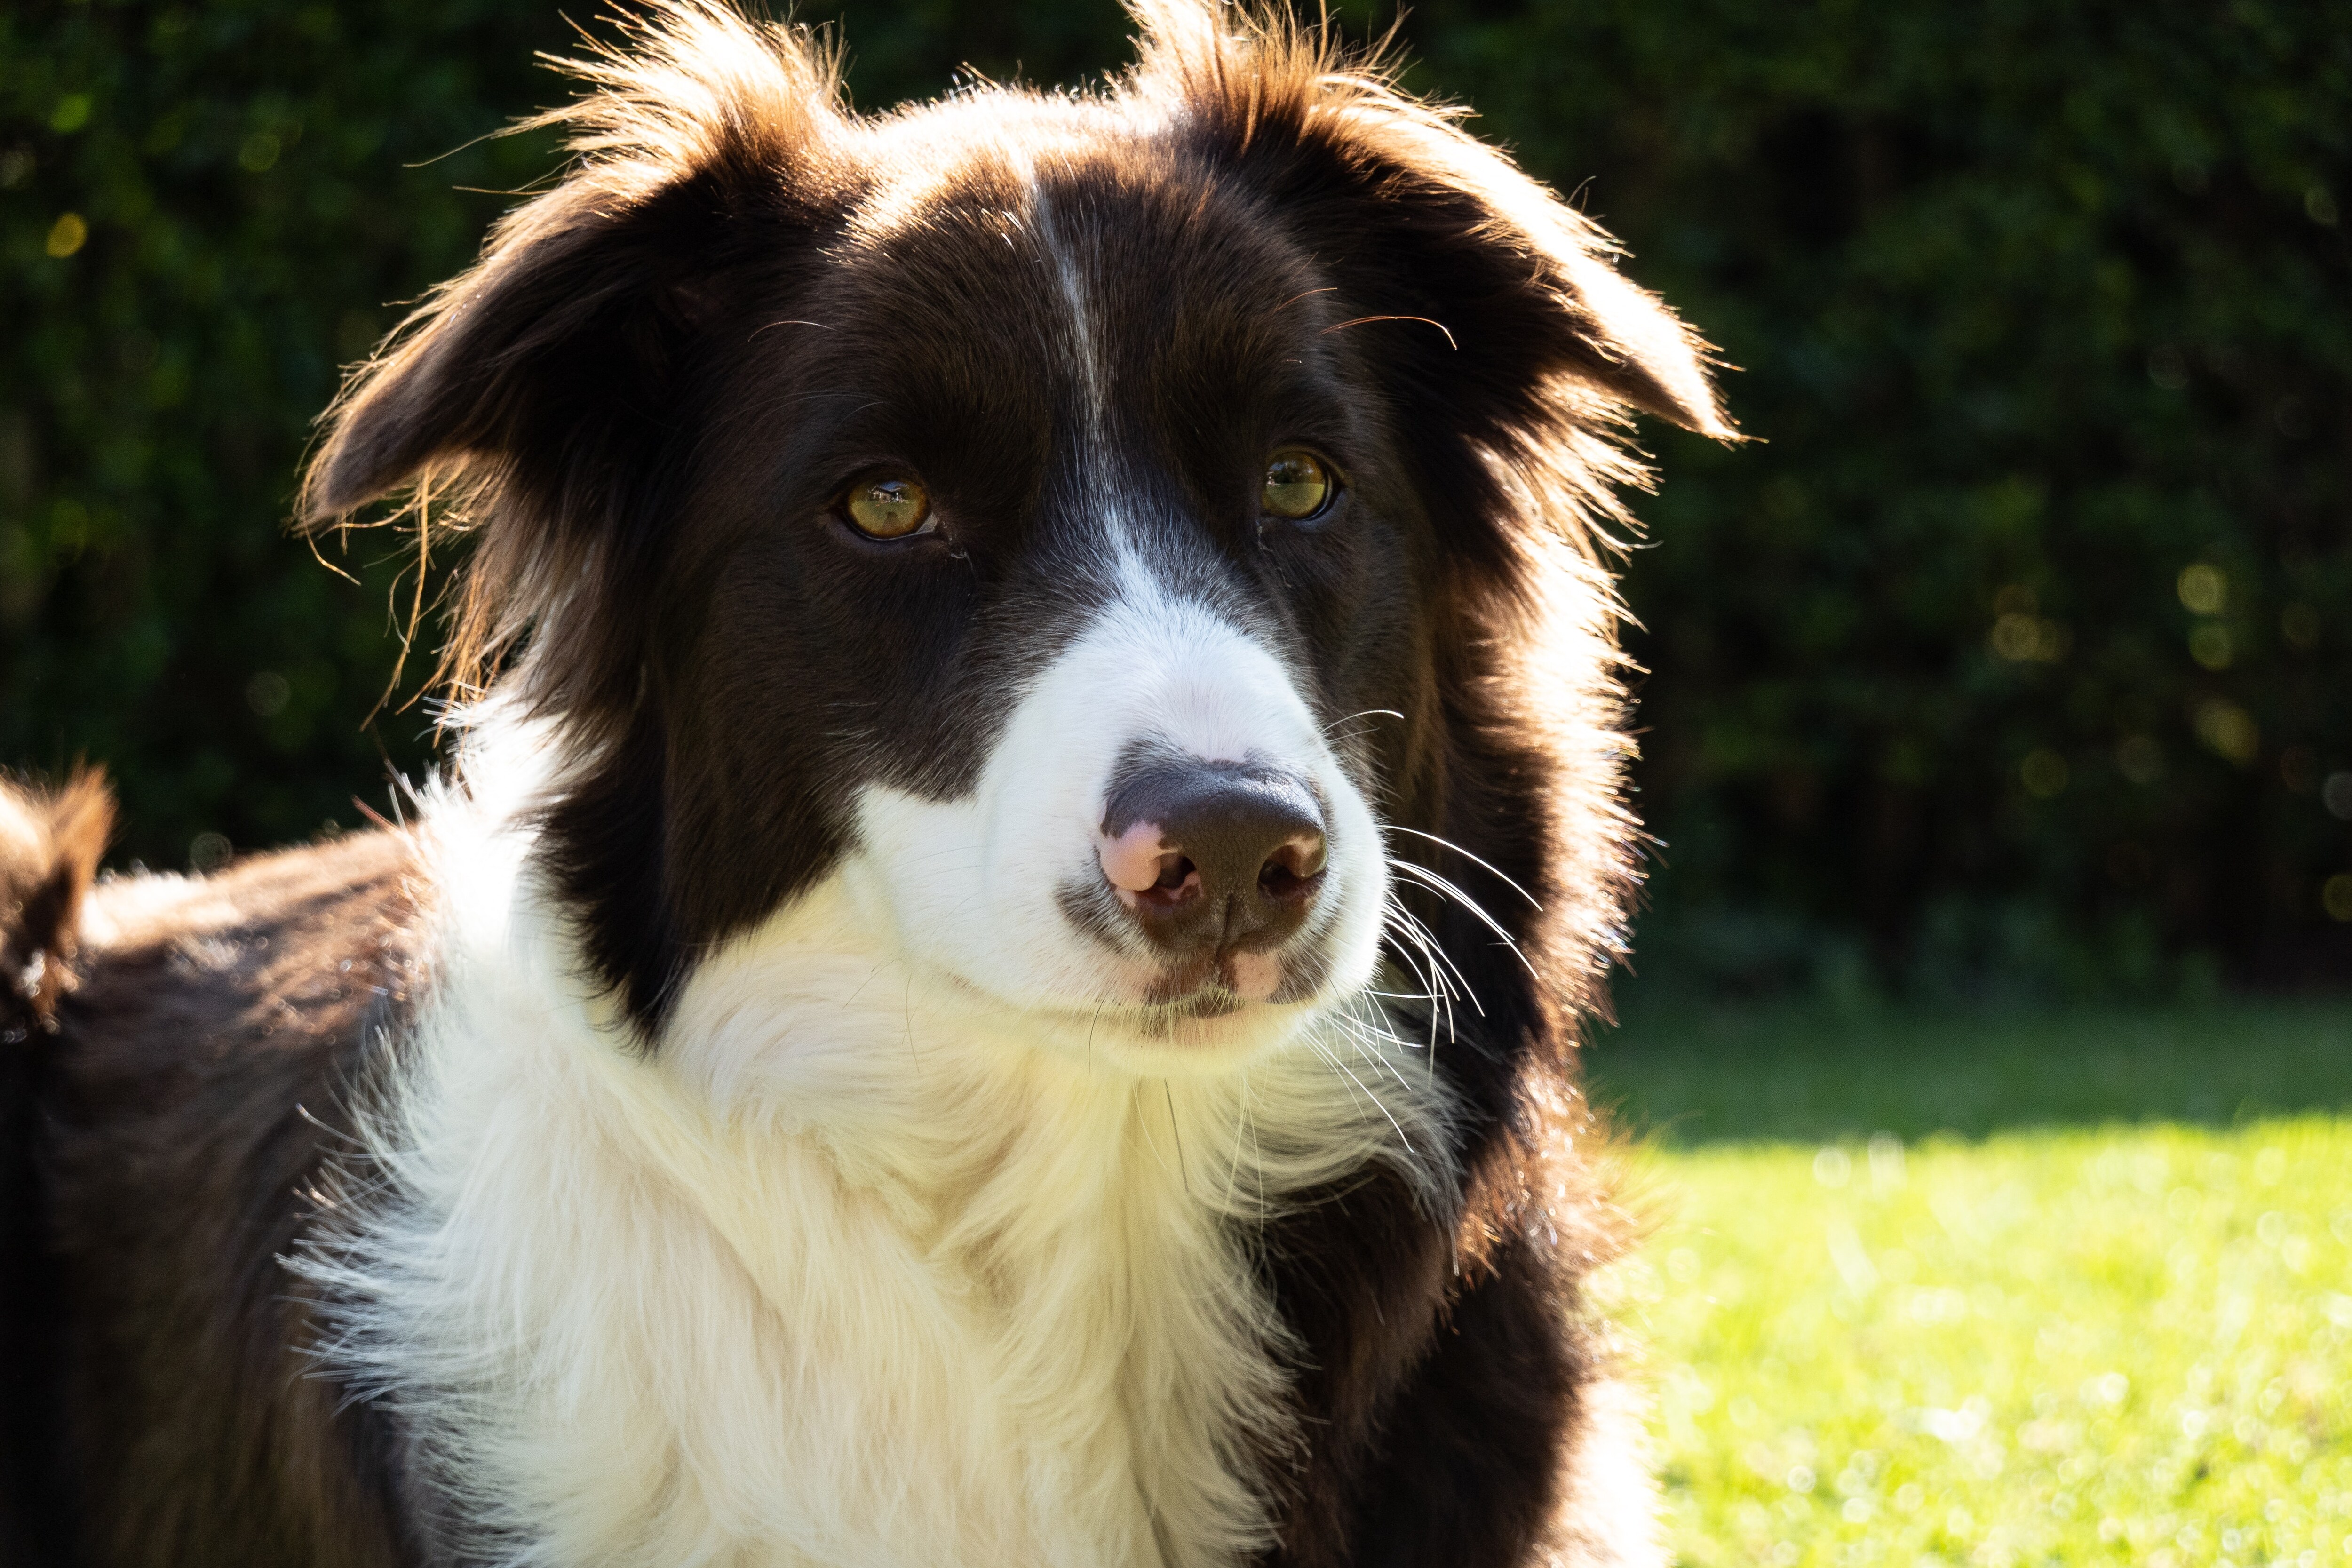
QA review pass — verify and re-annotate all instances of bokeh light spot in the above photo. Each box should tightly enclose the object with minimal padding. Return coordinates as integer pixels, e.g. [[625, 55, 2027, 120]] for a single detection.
[[2177, 564, 2226, 615], [44, 213, 87, 258]]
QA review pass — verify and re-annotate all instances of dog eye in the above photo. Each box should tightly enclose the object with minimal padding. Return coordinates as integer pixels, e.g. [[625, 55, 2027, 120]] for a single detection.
[[1261, 450, 1334, 520], [842, 475, 934, 539]]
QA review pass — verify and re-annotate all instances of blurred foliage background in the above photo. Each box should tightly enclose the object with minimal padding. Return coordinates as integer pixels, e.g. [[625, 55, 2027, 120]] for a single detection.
[[3, 0, 2347, 1003]]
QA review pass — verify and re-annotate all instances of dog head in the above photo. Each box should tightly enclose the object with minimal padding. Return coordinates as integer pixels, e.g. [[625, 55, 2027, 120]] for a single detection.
[[304, 0, 1728, 1072]]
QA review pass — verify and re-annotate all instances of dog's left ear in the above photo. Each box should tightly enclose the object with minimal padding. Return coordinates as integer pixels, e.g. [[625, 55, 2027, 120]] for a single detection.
[[1132, 0, 1734, 461], [300, 2, 850, 712]]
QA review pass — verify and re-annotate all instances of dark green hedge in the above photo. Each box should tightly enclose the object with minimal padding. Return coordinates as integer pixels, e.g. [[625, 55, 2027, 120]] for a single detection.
[[5, 0, 2347, 998], [2, 0, 573, 861], [1399, 0, 2352, 998]]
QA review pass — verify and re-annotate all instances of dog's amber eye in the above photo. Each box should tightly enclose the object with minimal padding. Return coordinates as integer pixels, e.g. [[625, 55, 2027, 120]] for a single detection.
[[843, 476, 933, 539], [1262, 450, 1333, 520]]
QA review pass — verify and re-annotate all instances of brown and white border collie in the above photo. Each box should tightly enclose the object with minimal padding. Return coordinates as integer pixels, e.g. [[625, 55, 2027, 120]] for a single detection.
[[0, 3, 1732, 1562]]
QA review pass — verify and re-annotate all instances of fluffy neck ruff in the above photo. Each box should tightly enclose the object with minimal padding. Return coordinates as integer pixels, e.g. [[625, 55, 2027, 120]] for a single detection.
[[309, 747, 1458, 1568]]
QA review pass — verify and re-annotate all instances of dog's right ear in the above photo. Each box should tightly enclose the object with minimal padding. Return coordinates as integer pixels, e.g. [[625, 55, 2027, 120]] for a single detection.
[[301, 2, 850, 709]]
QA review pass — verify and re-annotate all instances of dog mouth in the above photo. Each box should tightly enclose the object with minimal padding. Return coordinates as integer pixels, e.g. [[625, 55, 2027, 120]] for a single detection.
[[924, 949, 1324, 1051], [1113, 937, 1343, 1043], [1139, 949, 1286, 1011]]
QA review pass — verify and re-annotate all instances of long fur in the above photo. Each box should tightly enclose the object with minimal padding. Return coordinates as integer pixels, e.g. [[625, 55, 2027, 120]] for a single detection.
[[304, 725, 1457, 1567]]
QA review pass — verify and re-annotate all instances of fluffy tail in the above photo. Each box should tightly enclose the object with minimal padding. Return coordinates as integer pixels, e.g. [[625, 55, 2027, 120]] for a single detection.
[[2, 771, 111, 1564]]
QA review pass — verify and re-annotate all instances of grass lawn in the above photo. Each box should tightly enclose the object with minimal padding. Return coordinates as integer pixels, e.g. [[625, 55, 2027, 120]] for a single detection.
[[1584, 1002, 2352, 1568]]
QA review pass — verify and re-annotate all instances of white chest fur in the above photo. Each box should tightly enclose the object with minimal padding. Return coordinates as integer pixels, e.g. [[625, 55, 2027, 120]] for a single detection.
[[312, 810, 1451, 1568]]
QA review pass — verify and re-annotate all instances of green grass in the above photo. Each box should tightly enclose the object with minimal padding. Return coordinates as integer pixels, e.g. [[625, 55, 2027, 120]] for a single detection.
[[1584, 1003, 2352, 1568]]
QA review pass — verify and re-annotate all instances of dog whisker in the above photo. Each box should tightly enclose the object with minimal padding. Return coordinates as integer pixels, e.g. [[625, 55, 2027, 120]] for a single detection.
[[1379, 910, 1462, 1066], [1309, 1038, 1413, 1155], [1377, 915, 1455, 1051], [1388, 858, 1539, 980], [1384, 895, 1482, 1020], [1322, 707, 1405, 733], [1383, 824, 1543, 911]]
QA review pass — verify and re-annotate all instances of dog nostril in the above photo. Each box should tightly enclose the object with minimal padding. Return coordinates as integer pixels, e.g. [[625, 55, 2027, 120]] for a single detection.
[[1133, 854, 1199, 907], [1256, 836, 1327, 902]]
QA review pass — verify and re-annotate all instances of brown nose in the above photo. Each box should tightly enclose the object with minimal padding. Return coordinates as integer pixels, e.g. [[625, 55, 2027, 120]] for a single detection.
[[1097, 759, 1327, 957]]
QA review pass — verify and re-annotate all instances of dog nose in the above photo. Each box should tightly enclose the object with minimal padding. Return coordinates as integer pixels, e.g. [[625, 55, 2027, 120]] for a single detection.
[[1097, 759, 1327, 955]]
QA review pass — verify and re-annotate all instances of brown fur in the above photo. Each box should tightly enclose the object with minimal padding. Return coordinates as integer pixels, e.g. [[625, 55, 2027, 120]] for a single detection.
[[3, 773, 114, 1566], [9, 821, 431, 1565]]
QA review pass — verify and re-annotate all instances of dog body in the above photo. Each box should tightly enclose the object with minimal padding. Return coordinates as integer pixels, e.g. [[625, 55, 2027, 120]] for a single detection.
[[2, 4, 1728, 1563], [308, 720, 1452, 1568]]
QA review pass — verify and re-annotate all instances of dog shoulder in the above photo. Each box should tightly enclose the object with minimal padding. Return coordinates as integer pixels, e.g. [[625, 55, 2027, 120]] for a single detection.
[[39, 824, 429, 1568]]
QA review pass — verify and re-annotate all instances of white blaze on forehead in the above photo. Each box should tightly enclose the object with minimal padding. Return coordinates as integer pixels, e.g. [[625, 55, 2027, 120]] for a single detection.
[[846, 143, 1116, 471], [1023, 167, 1113, 456]]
